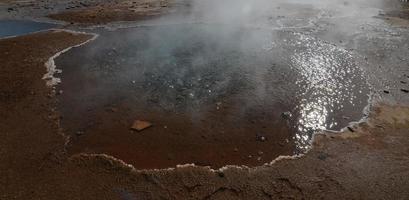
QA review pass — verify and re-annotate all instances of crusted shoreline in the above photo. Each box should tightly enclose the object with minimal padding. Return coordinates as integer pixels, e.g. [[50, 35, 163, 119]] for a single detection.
[[1, 29, 408, 199], [1, 0, 409, 199], [65, 102, 409, 199], [43, 29, 98, 87]]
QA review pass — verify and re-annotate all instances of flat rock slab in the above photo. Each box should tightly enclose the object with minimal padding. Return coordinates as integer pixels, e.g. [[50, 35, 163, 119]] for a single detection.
[[131, 120, 152, 131]]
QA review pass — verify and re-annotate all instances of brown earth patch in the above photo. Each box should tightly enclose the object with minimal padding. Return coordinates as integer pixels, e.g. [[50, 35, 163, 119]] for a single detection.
[[0, 30, 92, 198], [48, 0, 172, 24]]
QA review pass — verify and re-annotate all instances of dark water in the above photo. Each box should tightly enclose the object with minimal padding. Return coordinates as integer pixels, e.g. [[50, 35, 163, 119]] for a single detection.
[[55, 24, 370, 168], [0, 20, 56, 38]]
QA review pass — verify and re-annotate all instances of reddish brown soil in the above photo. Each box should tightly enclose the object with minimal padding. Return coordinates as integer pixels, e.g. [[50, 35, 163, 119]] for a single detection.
[[48, 0, 171, 24], [0, 30, 92, 198]]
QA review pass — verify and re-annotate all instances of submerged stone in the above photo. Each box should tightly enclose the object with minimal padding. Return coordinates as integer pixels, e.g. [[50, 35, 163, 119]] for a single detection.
[[131, 120, 152, 132]]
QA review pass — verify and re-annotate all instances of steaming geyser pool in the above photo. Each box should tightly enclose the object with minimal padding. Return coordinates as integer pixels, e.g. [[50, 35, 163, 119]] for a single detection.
[[56, 24, 369, 169]]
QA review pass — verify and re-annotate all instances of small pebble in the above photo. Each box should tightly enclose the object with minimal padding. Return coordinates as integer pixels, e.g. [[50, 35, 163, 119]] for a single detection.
[[281, 111, 292, 119], [317, 153, 328, 161], [256, 134, 267, 142]]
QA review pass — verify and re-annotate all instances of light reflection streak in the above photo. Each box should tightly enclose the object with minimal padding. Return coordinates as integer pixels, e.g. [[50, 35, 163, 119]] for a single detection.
[[287, 33, 366, 151]]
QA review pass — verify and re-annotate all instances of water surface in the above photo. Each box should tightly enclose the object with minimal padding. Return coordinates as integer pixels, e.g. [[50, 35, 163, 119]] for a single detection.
[[0, 20, 56, 38], [56, 24, 370, 168]]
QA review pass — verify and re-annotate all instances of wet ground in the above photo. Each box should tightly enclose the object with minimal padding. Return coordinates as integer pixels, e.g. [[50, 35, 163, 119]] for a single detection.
[[1, 0, 409, 199], [0, 0, 407, 171], [0, 20, 55, 38], [53, 2, 375, 168]]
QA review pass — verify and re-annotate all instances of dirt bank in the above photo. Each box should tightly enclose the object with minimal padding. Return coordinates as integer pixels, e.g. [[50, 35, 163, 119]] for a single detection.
[[0, 0, 180, 24], [48, 0, 173, 24], [1, 30, 409, 199], [0, 30, 93, 198]]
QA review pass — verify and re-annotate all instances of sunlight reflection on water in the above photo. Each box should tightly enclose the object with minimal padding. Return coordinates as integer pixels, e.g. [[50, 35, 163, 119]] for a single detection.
[[286, 33, 368, 151]]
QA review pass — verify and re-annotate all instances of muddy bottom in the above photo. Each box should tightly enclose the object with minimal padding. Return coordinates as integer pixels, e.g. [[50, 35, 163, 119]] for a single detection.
[[0, 20, 56, 38], [56, 24, 369, 169]]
